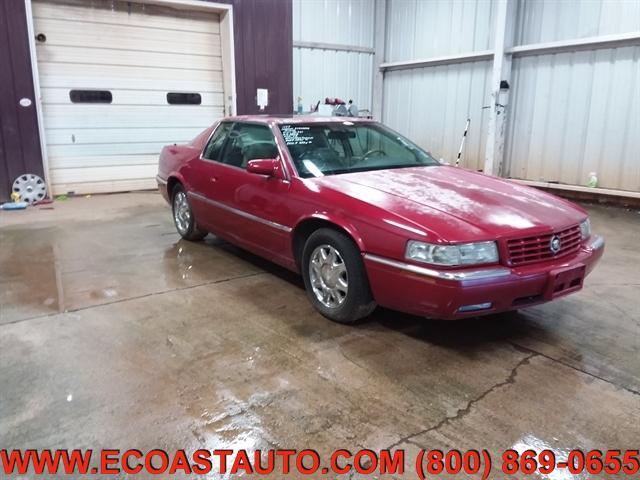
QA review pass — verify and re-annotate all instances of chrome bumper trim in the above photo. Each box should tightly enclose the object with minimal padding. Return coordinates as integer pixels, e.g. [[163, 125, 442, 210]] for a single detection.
[[188, 191, 292, 233], [588, 235, 604, 250], [156, 175, 168, 185], [364, 254, 512, 281]]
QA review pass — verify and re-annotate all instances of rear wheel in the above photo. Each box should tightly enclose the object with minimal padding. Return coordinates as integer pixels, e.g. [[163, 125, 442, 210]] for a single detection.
[[172, 184, 207, 241], [302, 228, 376, 324]]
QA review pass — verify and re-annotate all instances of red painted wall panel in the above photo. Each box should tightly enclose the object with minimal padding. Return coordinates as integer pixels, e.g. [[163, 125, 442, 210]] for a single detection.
[[218, 0, 293, 115], [0, 0, 44, 202]]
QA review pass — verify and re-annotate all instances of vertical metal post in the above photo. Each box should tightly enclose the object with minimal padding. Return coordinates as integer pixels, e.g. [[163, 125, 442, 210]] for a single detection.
[[372, 0, 386, 121], [24, 0, 52, 197], [484, 0, 516, 176]]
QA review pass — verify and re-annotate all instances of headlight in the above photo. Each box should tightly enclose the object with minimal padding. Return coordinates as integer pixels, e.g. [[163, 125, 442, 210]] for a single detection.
[[580, 218, 591, 240], [405, 240, 499, 266]]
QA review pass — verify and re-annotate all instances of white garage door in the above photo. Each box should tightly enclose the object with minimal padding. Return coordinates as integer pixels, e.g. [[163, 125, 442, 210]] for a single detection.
[[33, 0, 225, 195]]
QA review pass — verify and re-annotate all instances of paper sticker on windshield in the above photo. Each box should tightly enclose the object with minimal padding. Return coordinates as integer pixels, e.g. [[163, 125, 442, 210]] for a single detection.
[[281, 126, 315, 145]]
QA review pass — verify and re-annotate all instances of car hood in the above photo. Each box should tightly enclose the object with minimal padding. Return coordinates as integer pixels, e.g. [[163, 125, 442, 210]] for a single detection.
[[314, 166, 586, 240]]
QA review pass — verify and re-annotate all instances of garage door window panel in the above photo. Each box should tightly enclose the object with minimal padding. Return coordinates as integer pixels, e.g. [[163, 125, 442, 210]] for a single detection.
[[167, 92, 202, 105], [69, 90, 112, 104]]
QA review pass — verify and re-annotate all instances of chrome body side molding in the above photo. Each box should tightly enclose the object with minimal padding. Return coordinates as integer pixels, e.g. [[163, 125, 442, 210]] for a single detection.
[[188, 191, 292, 233]]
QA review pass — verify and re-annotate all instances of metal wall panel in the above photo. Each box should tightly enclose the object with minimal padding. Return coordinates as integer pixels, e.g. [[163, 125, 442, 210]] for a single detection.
[[292, 0, 374, 47], [382, 0, 495, 172], [515, 0, 640, 45], [385, 0, 496, 63], [383, 60, 492, 171], [292, 0, 374, 111], [382, 0, 639, 192], [293, 48, 374, 111], [505, 46, 639, 191]]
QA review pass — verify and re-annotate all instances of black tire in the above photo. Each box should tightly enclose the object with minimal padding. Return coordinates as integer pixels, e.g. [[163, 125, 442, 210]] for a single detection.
[[171, 184, 207, 241], [301, 228, 376, 324]]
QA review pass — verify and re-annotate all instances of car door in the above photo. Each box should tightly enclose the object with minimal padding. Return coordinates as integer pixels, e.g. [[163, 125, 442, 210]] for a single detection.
[[212, 122, 293, 262], [186, 121, 233, 232]]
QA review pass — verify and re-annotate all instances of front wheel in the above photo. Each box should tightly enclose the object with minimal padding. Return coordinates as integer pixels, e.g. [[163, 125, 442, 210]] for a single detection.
[[302, 228, 376, 324], [172, 185, 207, 241]]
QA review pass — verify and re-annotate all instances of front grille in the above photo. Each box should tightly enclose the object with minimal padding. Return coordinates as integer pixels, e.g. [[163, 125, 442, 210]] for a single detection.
[[506, 225, 582, 266]]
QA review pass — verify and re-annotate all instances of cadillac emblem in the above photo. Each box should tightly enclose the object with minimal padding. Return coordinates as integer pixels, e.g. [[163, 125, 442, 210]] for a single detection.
[[550, 235, 562, 254]]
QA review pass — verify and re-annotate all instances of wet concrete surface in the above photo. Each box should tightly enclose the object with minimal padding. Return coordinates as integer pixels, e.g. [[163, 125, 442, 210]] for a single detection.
[[1, 192, 638, 479]]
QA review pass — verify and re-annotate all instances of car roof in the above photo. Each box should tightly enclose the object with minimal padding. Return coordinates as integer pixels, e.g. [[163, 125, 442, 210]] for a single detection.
[[224, 115, 375, 125]]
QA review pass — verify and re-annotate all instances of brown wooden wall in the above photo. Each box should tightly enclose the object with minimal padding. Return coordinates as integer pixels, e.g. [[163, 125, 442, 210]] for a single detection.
[[0, 0, 292, 201], [224, 0, 293, 115], [0, 0, 44, 202]]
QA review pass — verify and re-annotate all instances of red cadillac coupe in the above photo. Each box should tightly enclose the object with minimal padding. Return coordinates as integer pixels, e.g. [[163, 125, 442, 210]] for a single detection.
[[157, 116, 604, 323]]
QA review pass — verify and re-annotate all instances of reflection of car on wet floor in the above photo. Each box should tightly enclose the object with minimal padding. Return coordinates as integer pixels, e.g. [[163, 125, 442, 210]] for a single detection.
[[156, 116, 604, 324]]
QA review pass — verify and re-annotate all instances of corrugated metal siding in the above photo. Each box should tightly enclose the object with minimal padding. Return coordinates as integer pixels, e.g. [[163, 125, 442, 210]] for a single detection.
[[505, 46, 640, 191], [383, 60, 492, 171], [293, 0, 374, 47], [515, 0, 640, 45], [382, 0, 495, 171], [293, 48, 373, 111], [385, 0, 496, 62], [382, 0, 639, 192], [292, 0, 374, 111]]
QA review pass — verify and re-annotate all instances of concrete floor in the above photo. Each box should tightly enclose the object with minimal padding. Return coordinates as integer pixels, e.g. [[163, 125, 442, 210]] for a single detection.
[[1, 192, 639, 479]]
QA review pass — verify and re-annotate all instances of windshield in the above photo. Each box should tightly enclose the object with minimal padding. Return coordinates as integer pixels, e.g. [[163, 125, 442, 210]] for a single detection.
[[279, 122, 439, 178]]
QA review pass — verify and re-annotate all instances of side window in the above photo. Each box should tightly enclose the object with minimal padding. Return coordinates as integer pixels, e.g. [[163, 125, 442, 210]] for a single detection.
[[220, 123, 278, 168], [202, 123, 232, 161]]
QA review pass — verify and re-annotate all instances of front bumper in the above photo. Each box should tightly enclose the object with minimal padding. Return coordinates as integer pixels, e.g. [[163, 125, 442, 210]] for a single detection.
[[363, 235, 604, 320]]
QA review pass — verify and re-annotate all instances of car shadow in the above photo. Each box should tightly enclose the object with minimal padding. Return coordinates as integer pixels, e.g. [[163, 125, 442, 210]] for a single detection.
[[213, 239, 305, 288], [363, 307, 538, 350], [200, 236, 547, 350]]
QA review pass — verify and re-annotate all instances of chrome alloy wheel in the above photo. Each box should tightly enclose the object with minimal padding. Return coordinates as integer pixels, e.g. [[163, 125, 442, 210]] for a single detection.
[[309, 244, 348, 308], [173, 191, 191, 235]]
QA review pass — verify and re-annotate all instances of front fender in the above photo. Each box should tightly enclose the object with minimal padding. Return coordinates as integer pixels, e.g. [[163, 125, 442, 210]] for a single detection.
[[295, 212, 367, 252]]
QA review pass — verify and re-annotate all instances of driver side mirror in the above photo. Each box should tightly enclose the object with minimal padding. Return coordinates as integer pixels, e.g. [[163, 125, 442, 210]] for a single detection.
[[246, 158, 282, 178]]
